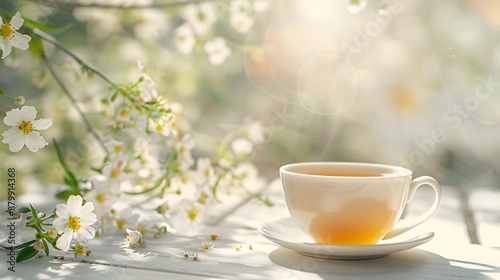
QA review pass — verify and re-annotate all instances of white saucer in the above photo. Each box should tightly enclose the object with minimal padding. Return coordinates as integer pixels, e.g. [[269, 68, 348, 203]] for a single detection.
[[258, 217, 434, 260]]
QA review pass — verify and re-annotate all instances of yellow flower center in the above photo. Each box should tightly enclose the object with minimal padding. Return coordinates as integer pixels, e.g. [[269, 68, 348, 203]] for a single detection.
[[198, 192, 208, 205], [68, 216, 81, 231], [118, 109, 129, 119], [19, 121, 33, 135], [110, 168, 121, 178], [95, 193, 106, 203], [114, 144, 123, 153], [181, 175, 188, 184], [1, 22, 14, 39], [116, 219, 125, 229], [139, 224, 148, 235], [188, 208, 198, 220]]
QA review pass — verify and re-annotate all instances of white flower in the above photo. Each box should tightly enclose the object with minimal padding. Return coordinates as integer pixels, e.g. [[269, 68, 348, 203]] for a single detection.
[[247, 120, 265, 144], [172, 200, 205, 236], [149, 115, 177, 137], [113, 208, 140, 232], [126, 229, 144, 248], [0, 12, 31, 59], [2, 106, 52, 152], [229, 0, 254, 33], [230, 0, 252, 14], [203, 37, 231, 65], [106, 140, 125, 155], [182, 3, 217, 35], [102, 156, 128, 183], [231, 138, 253, 156], [200, 240, 214, 251], [253, 0, 269, 13], [196, 157, 214, 184], [230, 162, 261, 190], [53, 195, 97, 252], [137, 61, 158, 102], [174, 134, 195, 170], [230, 12, 254, 34], [85, 176, 120, 217], [175, 23, 195, 54]]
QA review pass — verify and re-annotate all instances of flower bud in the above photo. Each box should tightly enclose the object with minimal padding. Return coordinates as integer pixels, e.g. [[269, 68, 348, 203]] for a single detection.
[[126, 229, 144, 248], [15, 96, 25, 105], [33, 240, 44, 251]]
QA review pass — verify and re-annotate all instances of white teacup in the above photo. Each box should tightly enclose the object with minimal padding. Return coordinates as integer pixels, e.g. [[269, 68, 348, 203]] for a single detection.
[[280, 162, 442, 245]]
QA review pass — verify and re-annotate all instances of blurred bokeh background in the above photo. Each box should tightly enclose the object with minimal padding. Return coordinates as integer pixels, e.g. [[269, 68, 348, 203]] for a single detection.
[[1, 0, 500, 200]]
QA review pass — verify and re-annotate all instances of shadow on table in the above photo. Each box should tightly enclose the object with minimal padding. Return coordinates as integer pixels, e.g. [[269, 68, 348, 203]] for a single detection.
[[269, 248, 499, 279]]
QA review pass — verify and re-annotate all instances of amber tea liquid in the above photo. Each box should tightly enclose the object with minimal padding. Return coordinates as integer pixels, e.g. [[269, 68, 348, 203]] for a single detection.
[[309, 197, 396, 245]]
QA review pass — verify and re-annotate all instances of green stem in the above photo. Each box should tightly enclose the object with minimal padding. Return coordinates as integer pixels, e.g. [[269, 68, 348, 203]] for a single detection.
[[211, 169, 229, 202], [124, 177, 165, 195], [2, 95, 15, 102], [43, 60, 110, 155], [32, 28, 116, 88]]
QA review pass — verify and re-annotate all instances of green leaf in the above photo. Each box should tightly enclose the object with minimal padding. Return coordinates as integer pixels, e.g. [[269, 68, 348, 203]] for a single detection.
[[110, 91, 118, 102], [16, 246, 39, 263], [24, 18, 73, 34], [56, 190, 78, 201], [42, 239, 49, 256], [28, 33, 45, 60], [18, 207, 31, 213], [0, 88, 4, 95], [53, 140, 79, 189]]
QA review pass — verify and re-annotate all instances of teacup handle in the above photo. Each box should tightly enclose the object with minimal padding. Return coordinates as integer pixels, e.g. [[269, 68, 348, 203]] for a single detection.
[[383, 176, 442, 239]]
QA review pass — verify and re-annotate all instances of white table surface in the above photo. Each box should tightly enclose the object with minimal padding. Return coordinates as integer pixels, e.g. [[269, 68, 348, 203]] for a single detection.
[[2, 179, 500, 280]]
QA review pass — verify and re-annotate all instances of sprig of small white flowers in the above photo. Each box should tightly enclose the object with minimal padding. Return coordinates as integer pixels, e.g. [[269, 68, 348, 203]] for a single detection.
[[53, 195, 97, 252], [0, 6, 271, 264], [0, 12, 51, 153], [0, 12, 31, 59], [1, 195, 97, 263]]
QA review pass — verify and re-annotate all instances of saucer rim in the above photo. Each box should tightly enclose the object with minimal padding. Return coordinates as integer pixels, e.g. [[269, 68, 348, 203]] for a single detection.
[[258, 217, 434, 259]]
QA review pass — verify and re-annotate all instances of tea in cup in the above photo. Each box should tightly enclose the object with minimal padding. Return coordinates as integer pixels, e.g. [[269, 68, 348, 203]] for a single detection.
[[280, 162, 442, 245]]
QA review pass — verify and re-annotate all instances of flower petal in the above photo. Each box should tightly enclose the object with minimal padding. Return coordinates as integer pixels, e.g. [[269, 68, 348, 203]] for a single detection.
[[56, 229, 73, 252], [0, 39, 12, 59], [3, 107, 22, 127], [19, 106, 37, 121], [32, 118, 52, 130], [2, 126, 22, 143], [75, 226, 95, 243], [52, 217, 68, 232], [10, 32, 31, 50], [80, 212, 97, 226], [56, 204, 69, 219], [24, 131, 48, 152], [2, 127, 25, 152], [80, 201, 95, 215], [67, 195, 83, 216], [10, 12, 24, 30]]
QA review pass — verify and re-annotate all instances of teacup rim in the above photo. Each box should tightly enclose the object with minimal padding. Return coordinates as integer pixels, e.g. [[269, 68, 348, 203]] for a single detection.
[[279, 161, 412, 179]]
